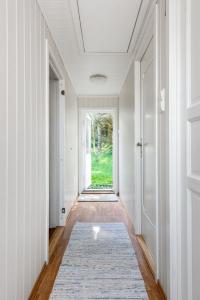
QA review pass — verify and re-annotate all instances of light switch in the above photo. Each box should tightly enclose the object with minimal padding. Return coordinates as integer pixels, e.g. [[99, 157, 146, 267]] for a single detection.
[[160, 88, 166, 112]]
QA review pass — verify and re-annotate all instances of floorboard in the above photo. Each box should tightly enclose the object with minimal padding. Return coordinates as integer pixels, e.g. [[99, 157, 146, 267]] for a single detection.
[[29, 201, 166, 300]]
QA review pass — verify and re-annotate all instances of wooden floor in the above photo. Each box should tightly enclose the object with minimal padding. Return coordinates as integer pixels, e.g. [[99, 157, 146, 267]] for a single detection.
[[49, 228, 56, 240], [29, 201, 166, 300]]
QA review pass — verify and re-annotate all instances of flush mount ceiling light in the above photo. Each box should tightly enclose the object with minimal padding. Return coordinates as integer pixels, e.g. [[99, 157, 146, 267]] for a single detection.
[[89, 74, 107, 82]]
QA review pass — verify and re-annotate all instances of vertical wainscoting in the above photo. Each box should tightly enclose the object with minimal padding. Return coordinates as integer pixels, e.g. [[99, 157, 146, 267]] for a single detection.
[[78, 95, 119, 108], [0, 0, 78, 299], [119, 65, 136, 223]]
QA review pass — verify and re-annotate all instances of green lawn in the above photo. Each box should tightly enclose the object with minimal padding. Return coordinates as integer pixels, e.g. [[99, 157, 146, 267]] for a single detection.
[[91, 151, 112, 188]]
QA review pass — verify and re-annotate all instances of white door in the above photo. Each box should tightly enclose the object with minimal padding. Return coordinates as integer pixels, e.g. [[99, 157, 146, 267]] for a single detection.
[[186, 0, 200, 298], [141, 26, 157, 265]]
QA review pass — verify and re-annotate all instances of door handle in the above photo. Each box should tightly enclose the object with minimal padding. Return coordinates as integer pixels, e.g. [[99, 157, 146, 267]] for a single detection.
[[137, 142, 142, 147]]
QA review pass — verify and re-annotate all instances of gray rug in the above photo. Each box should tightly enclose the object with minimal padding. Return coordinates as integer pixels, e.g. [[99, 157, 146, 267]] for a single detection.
[[78, 194, 119, 202], [50, 222, 148, 299]]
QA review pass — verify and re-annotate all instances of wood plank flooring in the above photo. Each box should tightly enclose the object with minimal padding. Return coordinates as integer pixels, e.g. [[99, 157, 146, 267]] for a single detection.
[[29, 201, 166, 300]]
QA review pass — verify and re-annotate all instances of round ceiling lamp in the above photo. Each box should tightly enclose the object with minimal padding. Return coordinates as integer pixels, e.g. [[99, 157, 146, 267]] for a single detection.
[[89, 74, 107, 82]]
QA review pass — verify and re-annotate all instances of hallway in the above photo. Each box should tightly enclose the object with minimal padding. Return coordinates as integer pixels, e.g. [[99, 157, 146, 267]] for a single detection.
[[1, 0, 200, 299], [30, 200, 165, 300]]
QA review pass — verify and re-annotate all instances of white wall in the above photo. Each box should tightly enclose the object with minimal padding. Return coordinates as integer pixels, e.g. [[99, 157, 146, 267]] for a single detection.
[[0, 1, 78, 299], [64, 80, 78, 213], [119, 64, 136, 221]]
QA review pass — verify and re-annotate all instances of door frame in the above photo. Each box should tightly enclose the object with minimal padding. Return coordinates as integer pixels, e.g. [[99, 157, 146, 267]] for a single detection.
[[167, 0, 184, 298], [134, 3, 160, 279], [79, 107, 119, 194], [45, 40, 66, 262]]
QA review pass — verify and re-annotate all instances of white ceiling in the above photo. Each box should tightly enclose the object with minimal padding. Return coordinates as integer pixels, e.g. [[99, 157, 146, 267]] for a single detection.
[[38, 0, 151, 95]]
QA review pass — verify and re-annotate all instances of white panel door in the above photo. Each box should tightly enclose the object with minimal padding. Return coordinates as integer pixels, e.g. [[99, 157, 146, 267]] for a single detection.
[[141, 26, 157, 263], [186, 0, 200, 299]]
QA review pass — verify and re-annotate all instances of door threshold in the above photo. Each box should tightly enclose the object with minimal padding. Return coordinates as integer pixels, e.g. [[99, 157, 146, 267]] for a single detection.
[[82, 189, 114, 194]]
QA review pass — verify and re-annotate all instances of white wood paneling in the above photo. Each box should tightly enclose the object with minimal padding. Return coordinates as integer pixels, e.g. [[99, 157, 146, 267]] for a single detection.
[[119, 63, 136, 222], [7, 1, 18, 299], [16, 0, 26, 298], [64, 80, 78, 215], [0, 0, 78, 299], [186, 0, 200, 299], [78, 95, 119, 108], [0, 0, 7, 299]]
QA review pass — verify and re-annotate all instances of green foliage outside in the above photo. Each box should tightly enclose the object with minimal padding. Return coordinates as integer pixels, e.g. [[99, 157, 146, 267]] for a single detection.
[[88, 113, 113, 189], [91, 149, 113, 188]]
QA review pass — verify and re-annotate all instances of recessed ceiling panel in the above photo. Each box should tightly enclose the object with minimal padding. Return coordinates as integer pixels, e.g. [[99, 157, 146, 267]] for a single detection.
[[77, 0, 142, 53]]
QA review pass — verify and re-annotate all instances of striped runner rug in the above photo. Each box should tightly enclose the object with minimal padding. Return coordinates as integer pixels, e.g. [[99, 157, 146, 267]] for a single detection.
[[50, 222, 149, 299]]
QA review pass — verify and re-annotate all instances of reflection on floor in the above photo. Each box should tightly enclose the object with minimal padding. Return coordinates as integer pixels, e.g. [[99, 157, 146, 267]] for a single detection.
[[30, 201, 166, 300]]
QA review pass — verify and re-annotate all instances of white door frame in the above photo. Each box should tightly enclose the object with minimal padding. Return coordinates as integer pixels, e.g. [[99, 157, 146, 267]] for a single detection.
[[167, 0, 184, 298], [133, 3, 160, 279], [45, 40, 66, 262], [79, 107, 119, 194]]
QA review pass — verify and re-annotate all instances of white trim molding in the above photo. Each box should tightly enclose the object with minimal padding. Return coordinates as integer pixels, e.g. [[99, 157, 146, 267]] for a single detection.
[[45, 39, 67, 262], [134, 61, 142, 235], [45, 39, 49, 263]]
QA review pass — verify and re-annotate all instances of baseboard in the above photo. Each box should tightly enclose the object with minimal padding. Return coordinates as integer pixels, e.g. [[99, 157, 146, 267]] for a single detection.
[[120, 198, 155, 277], [136, 235, 156, 278], [157, 280, 167, 300], [61, 194, 79, 226], [49, 226, 65, 259], [82, 190, 114, 194], [28, 263, 47, 300]]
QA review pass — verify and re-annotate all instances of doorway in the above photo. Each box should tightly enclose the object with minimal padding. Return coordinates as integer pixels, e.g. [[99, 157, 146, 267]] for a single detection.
[[49, 66, 60, 237], [79, 109, 118, 194], [48, 58, 65, 248], [140, 35, 157, 266], [87, 112, 113, 190]]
